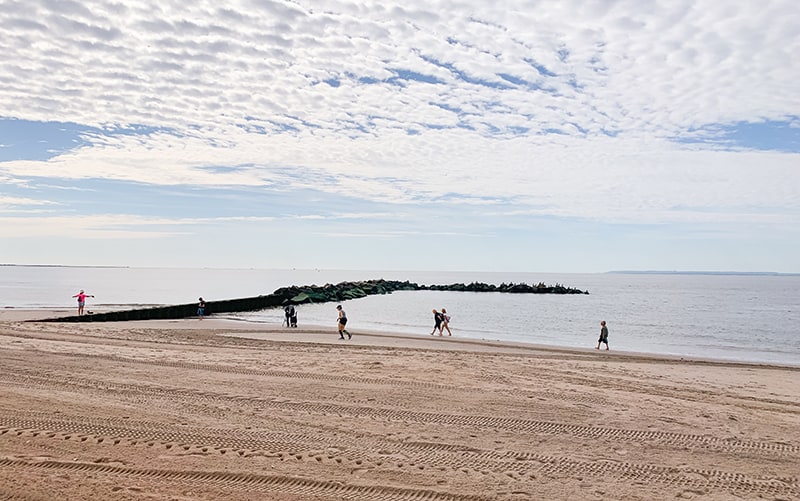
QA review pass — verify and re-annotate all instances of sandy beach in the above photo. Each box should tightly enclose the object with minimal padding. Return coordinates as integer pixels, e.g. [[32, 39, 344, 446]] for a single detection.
[[1, 310, 798, 500]]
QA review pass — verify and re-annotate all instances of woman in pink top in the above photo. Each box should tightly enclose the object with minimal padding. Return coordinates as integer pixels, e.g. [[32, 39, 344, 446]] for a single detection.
[[72, 290, 94, 315]]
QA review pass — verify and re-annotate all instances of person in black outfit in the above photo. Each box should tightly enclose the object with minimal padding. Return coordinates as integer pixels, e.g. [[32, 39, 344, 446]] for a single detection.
[[430, 309, 443, 336], [336, 305, 351, 339], [284, 305, 295, 328]]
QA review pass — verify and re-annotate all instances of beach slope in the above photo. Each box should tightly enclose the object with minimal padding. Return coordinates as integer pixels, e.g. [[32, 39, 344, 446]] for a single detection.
[[1, 312, 798, 500]]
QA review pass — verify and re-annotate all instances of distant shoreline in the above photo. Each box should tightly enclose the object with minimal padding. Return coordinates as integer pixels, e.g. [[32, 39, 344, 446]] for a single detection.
[[0, 263, 130, 269], [607, 270, 799, 276]]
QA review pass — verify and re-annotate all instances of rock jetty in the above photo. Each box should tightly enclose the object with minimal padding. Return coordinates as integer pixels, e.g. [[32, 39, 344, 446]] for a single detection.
[[36, 279, 588, 323]]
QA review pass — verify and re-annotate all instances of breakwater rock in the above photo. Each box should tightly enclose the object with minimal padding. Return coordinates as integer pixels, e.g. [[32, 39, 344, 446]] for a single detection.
[[35, 279, 588, 323]]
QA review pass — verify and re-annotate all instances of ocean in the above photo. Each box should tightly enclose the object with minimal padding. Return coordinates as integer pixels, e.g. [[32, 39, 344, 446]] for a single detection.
[[2, 266, 798, 366]]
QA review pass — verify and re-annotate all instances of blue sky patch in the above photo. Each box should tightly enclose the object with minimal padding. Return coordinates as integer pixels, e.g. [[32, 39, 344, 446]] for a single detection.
[[387, 69, 443, 85], [0, 118, 174, 162], [1, 176, 386, 221], [497, 73, 531, 87], [199, 165, 244, 174], [525, 58, 557, 77], [356, 76, 381, 85], [676, 118, 800, 152], [0, 119, 95, 161], [266, 120, 299, 133], [508, 126, 530, 135], [418, 55, 512, 90], [236, 122, 268, 134], [497, 76, 558, 94], [430, 102, 463, 114], [421, 123, 449, 130]]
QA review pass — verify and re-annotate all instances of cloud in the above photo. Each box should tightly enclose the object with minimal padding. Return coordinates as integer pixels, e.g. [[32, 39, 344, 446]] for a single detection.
[[0, 196, 59, 211], [1, 126, 797, 226], [0, 213, 187, 239], [1, 0, 795, 133], [0, 0, 798, 256], [0, 212, 281, 239]]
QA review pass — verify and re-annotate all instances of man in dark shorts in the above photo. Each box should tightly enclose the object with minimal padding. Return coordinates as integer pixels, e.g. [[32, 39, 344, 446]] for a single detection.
[[336, 305, 351, 340]]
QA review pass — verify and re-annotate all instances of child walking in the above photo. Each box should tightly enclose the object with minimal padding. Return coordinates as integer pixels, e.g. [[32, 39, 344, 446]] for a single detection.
[[596, 320, 609, 350]]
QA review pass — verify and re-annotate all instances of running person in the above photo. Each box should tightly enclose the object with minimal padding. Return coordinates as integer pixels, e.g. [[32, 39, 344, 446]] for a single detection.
[[336, 305, 351, 340]]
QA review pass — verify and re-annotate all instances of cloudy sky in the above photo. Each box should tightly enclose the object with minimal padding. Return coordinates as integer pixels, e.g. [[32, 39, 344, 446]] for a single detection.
[[1, 0, 798, 272]]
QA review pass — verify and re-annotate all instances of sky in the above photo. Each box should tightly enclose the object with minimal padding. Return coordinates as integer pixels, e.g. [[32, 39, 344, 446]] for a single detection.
[[1, 0, 798, 273]]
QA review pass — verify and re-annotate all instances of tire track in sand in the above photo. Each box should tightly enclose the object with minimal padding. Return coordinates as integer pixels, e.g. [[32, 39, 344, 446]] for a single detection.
[[1, 422, 797, 499], [0, 367, 797, 458], [0, 457, 489, 501]]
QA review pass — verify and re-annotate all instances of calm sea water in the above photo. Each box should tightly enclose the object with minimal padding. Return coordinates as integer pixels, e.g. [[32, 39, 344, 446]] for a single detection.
[[1, 266, 798, 366]]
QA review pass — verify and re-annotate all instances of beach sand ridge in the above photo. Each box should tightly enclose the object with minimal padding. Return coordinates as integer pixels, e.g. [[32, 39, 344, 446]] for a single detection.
[[0, 312, 798, 500]]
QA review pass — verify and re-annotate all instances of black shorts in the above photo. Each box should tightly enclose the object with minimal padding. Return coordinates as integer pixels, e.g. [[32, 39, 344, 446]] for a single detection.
[[339, 317, 348, 326]]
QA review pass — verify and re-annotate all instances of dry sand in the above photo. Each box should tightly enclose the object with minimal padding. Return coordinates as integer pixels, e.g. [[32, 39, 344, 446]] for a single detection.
[[1, 310, 798, 500]]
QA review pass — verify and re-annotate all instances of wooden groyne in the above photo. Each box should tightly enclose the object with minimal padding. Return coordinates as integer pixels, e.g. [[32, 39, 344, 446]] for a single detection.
[[34, 279, 588, 323]]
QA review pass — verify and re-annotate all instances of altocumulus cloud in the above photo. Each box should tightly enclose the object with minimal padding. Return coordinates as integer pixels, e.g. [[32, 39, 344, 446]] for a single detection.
[[0, 0, 798, 265]]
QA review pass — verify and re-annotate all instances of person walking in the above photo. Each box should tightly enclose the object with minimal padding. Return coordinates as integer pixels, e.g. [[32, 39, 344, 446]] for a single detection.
[[336, 305, 351, 340], [596, 320, 609, 350], [441, 308, 452, 336], [72, 290, 94, 315], [284, 304, 295, 327], [430, 309, 443, 336], [198, 297, 206, 320]]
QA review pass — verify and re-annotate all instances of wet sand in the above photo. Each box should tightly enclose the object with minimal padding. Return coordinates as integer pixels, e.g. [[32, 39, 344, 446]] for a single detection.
[[1, 310, 798, 500]]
